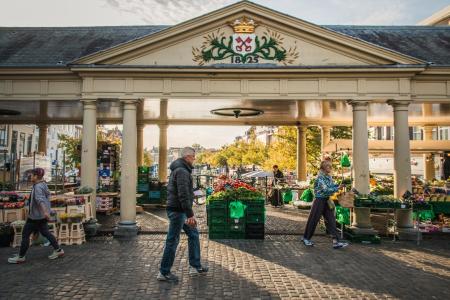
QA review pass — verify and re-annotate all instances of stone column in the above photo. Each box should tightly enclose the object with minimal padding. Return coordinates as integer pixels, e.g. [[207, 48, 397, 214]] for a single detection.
[[347, 100, 376, 235], [158, 124, 168, 183], [37, 124, 48, 155], [158, 99, 168, 183], [321, 126, 332, 153], [347, 100, 370, 195], [296, 126, 307, 181], [115, 100, 138, 236], [423, 126, 435, 181], [80, 100, 97, 221], [137, 124, 144, 166], [388, 100, 412, 198]]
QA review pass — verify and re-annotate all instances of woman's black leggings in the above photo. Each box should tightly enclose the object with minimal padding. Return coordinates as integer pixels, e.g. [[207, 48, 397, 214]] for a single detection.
[[19, 218, 59, 257], [303, 197, 339, 240]]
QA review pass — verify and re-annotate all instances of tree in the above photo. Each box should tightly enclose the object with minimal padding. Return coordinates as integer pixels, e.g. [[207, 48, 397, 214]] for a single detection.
[[143, 148, 153, 166], [57, 134, 81, 168]]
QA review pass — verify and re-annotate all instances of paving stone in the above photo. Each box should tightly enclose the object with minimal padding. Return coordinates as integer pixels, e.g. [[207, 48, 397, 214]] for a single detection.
[[1, 208, 449, 299]]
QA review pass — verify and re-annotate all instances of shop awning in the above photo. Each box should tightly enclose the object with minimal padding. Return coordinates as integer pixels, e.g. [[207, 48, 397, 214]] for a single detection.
[[323, 139, 450, 154]]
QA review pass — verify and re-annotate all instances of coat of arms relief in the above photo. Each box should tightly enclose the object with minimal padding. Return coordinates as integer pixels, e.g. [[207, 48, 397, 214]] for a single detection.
[[192, 17, 299, 65]]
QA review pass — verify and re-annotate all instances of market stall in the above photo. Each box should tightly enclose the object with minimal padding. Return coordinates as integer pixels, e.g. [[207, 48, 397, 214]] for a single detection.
[[207, 178, 265, 239]]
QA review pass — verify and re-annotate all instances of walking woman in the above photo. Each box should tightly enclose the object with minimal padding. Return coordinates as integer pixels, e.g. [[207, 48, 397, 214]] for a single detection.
[[302, 160, 348, 249], [8, 168, 64, 263]]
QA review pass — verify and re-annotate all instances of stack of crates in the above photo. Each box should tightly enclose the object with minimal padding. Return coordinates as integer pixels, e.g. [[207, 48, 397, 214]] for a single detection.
[[207, 201, 229, 239], [207, 198, 265, 240], [137, 167, 150, 205], [243, 199, 265, 239]]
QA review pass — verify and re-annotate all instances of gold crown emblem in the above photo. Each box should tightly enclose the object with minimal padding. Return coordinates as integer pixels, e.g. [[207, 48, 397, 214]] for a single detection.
[[230, 17, 257, 33]]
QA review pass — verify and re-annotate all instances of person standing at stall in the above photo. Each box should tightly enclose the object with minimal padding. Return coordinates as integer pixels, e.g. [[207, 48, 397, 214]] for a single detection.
[[270, 165, 284, 207], [157, 147, 208, 282], [8, 168, 64, 264], [302, 160, 348, 249]]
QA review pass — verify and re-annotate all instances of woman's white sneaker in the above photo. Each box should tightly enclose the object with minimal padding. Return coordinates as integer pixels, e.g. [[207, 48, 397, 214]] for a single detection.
[[8, 255, 26, 264], [48, 249, 64, 260]]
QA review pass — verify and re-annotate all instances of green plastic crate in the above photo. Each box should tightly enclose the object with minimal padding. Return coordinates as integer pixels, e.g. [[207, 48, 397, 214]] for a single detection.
[[242, 199, 265, 213], [246, 212, 265, 223], [137, 183, 149, 192], [138, 166, 150, 174], [208, 214, 228, 225], [229, 218, 245, 232], [208, 231, 229, 239]]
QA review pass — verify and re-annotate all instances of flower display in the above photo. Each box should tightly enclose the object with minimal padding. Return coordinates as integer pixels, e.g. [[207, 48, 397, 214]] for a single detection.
[[208, 178, 263, 202]]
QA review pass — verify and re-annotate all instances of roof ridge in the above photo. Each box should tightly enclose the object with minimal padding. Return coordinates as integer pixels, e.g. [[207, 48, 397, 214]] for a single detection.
[[0, 25, 170, 30]]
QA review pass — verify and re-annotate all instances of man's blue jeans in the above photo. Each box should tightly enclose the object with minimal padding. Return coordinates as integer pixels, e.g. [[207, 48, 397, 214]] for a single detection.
[[160, 211, 201, 275]]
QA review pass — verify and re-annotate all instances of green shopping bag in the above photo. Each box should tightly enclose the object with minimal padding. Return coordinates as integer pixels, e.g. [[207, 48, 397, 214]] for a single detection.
[[229, 200, 247, 219], [282, 190, 293, 203], [300, 189, 313, 202], [335, 206, 350, 225], [340, 153, 351, 168]]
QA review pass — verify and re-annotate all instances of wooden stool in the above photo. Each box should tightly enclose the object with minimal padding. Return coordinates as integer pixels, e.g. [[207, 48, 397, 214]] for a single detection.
[[58, 223, 70, 245], [11, 223, 24, 248], [69, 223, 86, 245], [4, 209, 23, 223]]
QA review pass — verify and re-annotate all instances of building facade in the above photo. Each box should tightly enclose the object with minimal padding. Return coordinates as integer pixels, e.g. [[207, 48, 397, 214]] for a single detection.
[[1, 1, 449, 234]]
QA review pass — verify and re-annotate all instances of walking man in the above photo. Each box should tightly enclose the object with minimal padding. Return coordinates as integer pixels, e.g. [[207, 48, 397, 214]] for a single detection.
[[158, 147, 208, 281], [8, 168, 64, 264]]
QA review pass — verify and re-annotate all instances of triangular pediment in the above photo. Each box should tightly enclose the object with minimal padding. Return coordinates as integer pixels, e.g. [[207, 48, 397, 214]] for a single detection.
[[74, 1, 424, 67]]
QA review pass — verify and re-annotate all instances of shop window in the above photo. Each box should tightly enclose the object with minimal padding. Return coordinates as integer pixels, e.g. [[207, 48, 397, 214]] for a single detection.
[[27, 134, 33, 155], [20, 132, 26, 154], [11, 131, 18, 154], [0, 125, 8, 146]]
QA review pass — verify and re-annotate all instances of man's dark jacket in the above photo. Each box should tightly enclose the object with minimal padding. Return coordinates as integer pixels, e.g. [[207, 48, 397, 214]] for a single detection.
[[166, 158, 194, 218]]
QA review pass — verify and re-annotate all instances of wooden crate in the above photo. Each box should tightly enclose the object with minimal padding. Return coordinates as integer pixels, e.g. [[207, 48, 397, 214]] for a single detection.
[[4, 208, 24, 222]]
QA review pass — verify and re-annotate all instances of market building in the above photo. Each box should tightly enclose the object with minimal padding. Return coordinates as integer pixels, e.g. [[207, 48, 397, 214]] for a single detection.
[[1, 1, 449, 235]]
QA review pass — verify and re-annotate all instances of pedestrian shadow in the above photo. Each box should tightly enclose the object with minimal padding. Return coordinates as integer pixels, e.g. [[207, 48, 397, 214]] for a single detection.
[[212, 237, 450, 299]]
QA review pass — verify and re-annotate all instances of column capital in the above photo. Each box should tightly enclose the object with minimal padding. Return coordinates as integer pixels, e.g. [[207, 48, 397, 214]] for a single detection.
[[159, 123, 168, 130], [346, 100, 369, 111], [296, 125, 308, 131], [387, 99, 411, 110], [81, 99, 97, 109], [137, 123, 145, 131], [121, 99, 138, 110]]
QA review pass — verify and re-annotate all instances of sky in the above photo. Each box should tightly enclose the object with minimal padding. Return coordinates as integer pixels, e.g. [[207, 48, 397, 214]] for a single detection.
[[2, 0, 449, 148]]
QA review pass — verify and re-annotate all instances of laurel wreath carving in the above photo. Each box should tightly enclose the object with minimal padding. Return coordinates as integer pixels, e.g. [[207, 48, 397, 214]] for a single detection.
[[192, 29, 299, 65]]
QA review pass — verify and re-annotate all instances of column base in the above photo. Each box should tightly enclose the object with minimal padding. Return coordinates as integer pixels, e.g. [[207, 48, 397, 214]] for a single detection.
[[114, 221, 139, 237], [397, 228, 422, 241], [348, 226, 378, 236]]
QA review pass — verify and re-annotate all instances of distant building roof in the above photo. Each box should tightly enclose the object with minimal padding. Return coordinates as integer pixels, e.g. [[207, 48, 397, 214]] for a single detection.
[[417, 5, 450, 26], [0, 25, 449, 66]]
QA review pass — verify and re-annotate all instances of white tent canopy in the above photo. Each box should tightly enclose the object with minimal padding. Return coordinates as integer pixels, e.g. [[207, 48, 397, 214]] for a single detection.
[[323, 139, 450, 154]]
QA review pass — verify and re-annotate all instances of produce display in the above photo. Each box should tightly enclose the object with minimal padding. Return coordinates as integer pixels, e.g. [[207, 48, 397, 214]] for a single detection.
[[0, 191, 27, 210], [59, 213, 85, 223], [207, 178, 265, 239], [208, 179, 263, 203]]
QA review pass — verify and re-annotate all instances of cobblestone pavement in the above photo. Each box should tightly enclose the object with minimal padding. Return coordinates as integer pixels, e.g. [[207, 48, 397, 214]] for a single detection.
[[1, 234, 449, 299]]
